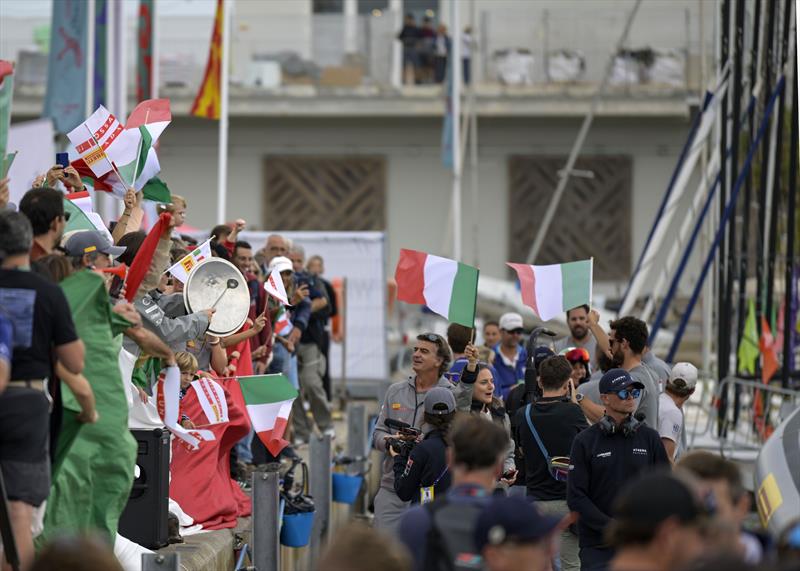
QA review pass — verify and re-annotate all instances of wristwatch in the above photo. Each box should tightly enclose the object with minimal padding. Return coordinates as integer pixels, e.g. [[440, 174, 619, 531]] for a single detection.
[[575, 393, 584, 403]]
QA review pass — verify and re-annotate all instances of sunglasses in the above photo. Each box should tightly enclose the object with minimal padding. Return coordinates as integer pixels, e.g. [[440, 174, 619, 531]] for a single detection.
[[613, 388, 641, 400], [418, 333, 445, 346], [506, 328, 524, 335], [62, 211, 71, 221]]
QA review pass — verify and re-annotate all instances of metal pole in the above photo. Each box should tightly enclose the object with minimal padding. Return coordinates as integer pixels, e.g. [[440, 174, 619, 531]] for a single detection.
[[252, 468, 281, 571], [782, 31, 798, 388], [309, 434, 332, 563], [717, 0, 731, 387], [347, 402, 368, 513], [216, 0, 232, 225], [451, 0, 462, 260], [470, 0, 480, 267], [757, 0, 778, 335], [766, 0, 795, 323], [524, 0, 642, 265]]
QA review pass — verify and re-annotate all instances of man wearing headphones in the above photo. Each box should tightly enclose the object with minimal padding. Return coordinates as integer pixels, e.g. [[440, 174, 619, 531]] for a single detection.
[[566, 368, 670, 571]]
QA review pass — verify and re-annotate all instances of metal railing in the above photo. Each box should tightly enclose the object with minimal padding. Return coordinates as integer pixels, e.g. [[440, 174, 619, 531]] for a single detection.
[[686, 376, 800, 459]]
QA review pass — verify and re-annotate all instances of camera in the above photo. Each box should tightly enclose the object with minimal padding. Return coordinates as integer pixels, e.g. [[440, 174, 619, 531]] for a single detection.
[[385, 418, 422, 457]]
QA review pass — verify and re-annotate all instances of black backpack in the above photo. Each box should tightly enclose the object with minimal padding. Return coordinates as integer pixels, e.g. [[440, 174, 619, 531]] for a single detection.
[[422, 497, 486, 571]]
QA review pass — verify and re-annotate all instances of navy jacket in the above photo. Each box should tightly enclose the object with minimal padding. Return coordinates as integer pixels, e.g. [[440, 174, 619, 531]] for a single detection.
[[566, 419, 670, 548], [392, 429, 450, 503]]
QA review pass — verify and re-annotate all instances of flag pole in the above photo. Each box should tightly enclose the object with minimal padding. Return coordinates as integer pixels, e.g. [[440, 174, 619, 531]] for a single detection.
[[217, 0, 232, 225], [451, 0, 462, 260]]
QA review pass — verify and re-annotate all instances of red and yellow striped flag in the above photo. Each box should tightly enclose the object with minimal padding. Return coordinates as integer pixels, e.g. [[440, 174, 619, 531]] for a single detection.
[[190, 0, 223, 119]]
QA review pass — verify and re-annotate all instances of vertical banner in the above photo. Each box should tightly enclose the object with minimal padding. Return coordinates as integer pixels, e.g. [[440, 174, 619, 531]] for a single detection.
[[191, 0, 223, 119], [137, 0, 155, 102], [0, 61, 14, 176], [43, 0, 89, 133], [94, 0, 108, 109]]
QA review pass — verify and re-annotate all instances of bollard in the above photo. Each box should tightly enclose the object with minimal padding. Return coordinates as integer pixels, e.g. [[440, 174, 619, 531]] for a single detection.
[[309, 434, 332, 563], [141, 553, 179, 570], [252, 467, 281, 571], [347, 403, 368, 513]]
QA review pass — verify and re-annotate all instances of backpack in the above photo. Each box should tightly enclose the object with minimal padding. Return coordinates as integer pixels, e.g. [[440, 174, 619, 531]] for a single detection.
[[422, 497, 486, 571]]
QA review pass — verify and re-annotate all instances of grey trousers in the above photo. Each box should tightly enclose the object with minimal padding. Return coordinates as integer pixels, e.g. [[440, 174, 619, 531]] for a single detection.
[[535, 498, 580, 571], [373, 487, 410, 535], [291, 342, 332, 441]]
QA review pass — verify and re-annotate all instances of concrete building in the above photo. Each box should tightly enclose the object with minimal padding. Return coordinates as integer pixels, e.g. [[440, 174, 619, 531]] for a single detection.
[[2, 0, 718, 294]]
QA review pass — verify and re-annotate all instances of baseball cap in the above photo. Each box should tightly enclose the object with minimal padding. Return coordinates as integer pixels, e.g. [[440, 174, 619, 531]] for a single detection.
[[613, 471, 707, 528], [269, 256, 293, 274], [423, 387, 456, 416], [599, 368, 644, 394], [668, 362, 698, 391], [533, 346, 555, 369], [64, 230, 126, 258], [474, 496, 560, 551], [499, 312, 524, 331]]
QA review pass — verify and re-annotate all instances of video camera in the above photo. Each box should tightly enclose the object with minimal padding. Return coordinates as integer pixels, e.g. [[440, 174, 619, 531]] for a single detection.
[[384, 418, 422, 456]]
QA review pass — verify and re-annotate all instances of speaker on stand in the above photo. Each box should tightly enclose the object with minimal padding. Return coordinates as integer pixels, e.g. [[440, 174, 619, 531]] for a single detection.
[[119, 428, 170, 549]]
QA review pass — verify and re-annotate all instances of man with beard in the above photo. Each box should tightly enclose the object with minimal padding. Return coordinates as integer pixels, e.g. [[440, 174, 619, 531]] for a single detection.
[[607, 317, 660, 430], [554, 305, 597, 366], [19, 187, 68, 262]]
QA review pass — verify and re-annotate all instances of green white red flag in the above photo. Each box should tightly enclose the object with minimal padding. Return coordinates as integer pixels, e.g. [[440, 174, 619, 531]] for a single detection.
[[395, 248, 479, 327], [237, 374, 297, 456], [68, 99, 171, 198], [507, 259, 593, 322], [167, 239, 213, 283]]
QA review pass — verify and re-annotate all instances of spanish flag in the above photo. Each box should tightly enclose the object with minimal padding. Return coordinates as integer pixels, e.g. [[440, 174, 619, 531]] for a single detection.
[[191, 0, 223, 119]]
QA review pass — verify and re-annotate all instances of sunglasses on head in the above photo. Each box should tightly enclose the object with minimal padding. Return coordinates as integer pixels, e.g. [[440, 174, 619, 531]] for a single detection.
[[613, 388, 641, 400], [419, 333, 445, 345]]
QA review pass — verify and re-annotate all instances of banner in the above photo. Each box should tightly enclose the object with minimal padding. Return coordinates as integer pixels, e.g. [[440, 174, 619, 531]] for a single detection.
[[44, 0, 89, 133], [94, 0, 108, 109], [0, 61, 13, 177], [191, 0, 224, 119], [137, 0, 155, 102]]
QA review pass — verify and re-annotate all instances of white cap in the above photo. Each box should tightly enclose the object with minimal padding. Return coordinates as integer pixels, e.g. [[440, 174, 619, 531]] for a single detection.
[[499, 312, 524, 331], [269, 256, 293, 274], [668, 362, 698, 390]]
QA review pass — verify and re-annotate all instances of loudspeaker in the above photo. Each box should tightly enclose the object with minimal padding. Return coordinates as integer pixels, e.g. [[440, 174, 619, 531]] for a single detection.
[[119, 428, 170, 549]]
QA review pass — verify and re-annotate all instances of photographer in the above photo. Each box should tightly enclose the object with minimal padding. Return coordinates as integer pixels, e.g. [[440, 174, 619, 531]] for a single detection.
[[567, 368, 670, 570], [373, 333, 454, 532], [392, 387, 456, 503]]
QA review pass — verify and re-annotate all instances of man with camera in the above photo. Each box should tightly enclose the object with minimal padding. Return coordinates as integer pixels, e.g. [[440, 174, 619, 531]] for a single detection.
[[567, 368, 670, 570], [372, 333, 454, 532]]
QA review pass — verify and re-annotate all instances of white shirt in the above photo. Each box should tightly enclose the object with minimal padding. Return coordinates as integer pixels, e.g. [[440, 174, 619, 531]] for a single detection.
[[657, 392, 684, 460]]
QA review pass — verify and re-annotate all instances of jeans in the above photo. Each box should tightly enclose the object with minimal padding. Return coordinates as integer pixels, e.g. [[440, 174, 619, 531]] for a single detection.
[[579, 546, 613, 571]]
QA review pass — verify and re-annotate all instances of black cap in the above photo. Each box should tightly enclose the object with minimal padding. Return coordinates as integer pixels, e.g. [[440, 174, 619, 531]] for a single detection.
[[474, 496, 560, 552], [613, 472, 706, 527], [599, 368, 644, 394]]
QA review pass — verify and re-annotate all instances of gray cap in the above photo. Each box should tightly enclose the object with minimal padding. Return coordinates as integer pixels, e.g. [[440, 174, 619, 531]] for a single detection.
[[424, 387, 456, 416], [64, 230, 126, 258]]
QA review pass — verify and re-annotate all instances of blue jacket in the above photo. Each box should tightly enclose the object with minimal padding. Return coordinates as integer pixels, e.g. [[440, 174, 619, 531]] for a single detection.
[[491, 343, 527, 400]]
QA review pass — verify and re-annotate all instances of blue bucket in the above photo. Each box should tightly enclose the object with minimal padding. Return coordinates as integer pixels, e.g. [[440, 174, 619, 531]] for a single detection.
[[280, 511, 314, 547], [332, 473, 363, 504]]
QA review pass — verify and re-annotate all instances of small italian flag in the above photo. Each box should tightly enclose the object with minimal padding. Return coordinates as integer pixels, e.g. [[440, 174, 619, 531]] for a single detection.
[[238, 374, 298, 457], [507, 259, 593, 322], [395, 248, 479, 327], [274, 306, 293, 336]]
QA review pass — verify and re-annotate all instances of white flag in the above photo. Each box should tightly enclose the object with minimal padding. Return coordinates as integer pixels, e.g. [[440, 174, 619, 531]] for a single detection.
[[166, 239, 212, 283], [264, 268, 289, 305]]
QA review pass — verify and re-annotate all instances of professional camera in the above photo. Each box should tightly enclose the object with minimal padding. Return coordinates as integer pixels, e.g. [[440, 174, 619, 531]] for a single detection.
[[384, 418, 422, 456]]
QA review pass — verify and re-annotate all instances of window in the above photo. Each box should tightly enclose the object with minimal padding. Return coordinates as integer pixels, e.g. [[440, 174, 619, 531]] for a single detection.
[[313, 0, 344, 14]]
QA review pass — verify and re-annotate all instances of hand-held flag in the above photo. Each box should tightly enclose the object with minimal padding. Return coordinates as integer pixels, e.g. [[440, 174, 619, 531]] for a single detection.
[[394, 248, 479, 327], [507, 259, 593, 322]]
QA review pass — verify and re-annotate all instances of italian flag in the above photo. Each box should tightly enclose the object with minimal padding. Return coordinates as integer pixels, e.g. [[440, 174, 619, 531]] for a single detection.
[[395, 248, 479, 327], [69, 99, 171, 200], [507, 259, 593, 322], [238, 374, 298, 456], [63, 193, 115, 245]]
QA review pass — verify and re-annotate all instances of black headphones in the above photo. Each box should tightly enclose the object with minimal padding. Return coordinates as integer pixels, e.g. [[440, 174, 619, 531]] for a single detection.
[[597, 413, 644, 437]]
